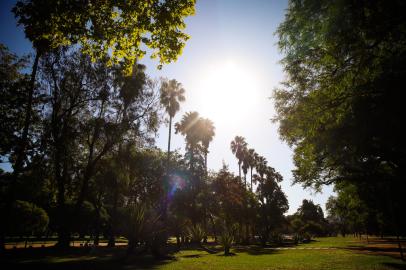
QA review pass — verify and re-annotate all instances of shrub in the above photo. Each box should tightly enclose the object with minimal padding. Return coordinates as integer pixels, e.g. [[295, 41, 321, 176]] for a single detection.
[[9, 200, 49, 236], [218, 230, 234, 256], [188, 224, 205, 244]]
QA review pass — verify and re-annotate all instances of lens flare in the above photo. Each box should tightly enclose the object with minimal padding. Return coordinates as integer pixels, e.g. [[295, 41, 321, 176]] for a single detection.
[[166, 172, 187, 201]]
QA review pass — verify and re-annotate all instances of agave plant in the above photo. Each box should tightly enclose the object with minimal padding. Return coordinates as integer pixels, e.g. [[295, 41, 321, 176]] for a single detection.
[[188, 224, 205, 244], [218, 229, 234, 256], [121, 203, 162, 254], [122, 203, 146, 252]]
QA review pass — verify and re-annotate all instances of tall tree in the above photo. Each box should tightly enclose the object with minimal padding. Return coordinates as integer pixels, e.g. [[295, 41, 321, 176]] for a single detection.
[[255, 155, 268, 179], [230, 136, 247, 180], [0, 44, 31, 250], [275, 0, 406, 258], [175, 111, 203, 187], [241, 151, 249, 188], [11, 0, 195, 183], [199, 118, 215, 176], [160, 79, 186, 167], [246, 149, 257, 191], [256, 167, 288, 246], [36, 49, 160, 247]]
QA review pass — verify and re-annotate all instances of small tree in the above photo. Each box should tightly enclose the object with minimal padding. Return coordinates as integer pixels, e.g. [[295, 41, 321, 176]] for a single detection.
[[8, 201, 49, 246]]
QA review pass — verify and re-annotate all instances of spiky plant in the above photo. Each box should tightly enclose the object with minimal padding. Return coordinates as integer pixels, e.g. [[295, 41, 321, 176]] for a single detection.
[[218, 230, 234, 256], [188, 224, 205, 244]]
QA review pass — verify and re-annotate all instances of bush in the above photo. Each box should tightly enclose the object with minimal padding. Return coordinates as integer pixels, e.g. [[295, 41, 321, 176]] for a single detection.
[[302, 232, 312, 242], [8, 200, 49, 236]]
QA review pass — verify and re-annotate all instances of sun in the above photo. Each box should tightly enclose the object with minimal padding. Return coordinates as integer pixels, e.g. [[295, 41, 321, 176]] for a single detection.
[[195, 60, 260, 126]]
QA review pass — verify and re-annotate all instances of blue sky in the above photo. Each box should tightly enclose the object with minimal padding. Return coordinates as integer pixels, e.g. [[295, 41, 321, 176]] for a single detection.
[[0, 0, 334, 214]]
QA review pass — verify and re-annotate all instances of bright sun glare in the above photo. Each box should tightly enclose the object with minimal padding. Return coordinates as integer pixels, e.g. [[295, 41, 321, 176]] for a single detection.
[[196, 61, 260, 126]]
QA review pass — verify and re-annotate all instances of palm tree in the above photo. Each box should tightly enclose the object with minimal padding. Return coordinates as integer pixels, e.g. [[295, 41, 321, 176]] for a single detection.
[[175, 111, 201, 172], [199, 118, 215, 176], [160, 79, 186, 166], [230, 136, 247, 180], [242, 150, 249, 188], [255, 155, 268, 180], [246, 148, 257, 191], [175, 111, 200, 149]]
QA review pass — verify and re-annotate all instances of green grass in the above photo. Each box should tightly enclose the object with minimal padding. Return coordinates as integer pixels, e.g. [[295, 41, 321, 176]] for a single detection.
[[158, 247, 404, 270], [296, 236, 365, 248], [2, 237, 405, 270]]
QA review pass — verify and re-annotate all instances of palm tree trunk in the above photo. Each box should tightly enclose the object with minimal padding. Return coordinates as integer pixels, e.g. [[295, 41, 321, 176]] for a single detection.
[[250, 167, 253, 191], [167, 116, 172, 166], [163, 115, 172, 223], [205, 152, 208, 177], [238, 163, 241, 180]]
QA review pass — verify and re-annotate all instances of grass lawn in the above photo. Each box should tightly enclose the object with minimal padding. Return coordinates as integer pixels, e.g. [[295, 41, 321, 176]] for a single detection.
[[1, 237, 405, 270]]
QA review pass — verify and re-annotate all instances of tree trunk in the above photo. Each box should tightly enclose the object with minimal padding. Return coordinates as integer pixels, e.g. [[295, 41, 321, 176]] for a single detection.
[[56, 225, 71, 248], [12, 50, 41, 177], [0, 52, 41, 251], [75, 165, 93, 214], [108, 183, 119, 247], [245, 223, 250, 244], [205, 153, 208, 177], [250, 167, 253, 191], [94, 207, 101, 246], [0, 235, 5, 251], [397, 235, 404, 261], [167, 116, 172, 165], [210, 215, 217, 242], [162, 115, 172, 232], [176, 235, 181, 248], [56, 157, 69, 248]]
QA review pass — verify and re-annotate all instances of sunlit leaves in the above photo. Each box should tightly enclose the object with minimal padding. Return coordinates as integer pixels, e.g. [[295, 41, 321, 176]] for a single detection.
[[13, 0, 196, 72]]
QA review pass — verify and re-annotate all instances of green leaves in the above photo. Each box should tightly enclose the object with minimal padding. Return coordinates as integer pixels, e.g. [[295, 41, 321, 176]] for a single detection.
[[275, 0, 406, 236], [13, 0, 196, 72], [275, 0, 406, 189]]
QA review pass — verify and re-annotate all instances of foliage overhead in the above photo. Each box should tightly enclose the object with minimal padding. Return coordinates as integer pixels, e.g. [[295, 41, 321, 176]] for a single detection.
[[275, 0, 406, 190], [13, 0, 196, 71]]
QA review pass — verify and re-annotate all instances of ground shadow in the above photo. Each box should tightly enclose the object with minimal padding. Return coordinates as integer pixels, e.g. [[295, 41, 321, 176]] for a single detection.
[[232, 245, 280, 256], [216, 252, 237, 257], [179, 254, 203, 258], [382, 263, 406, 270], [0, 246, 176, 270], [345, 245, 406, 261]]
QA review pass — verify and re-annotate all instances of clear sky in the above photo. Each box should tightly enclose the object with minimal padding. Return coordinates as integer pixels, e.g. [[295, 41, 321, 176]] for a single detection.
[[0, 0, 334, 215]]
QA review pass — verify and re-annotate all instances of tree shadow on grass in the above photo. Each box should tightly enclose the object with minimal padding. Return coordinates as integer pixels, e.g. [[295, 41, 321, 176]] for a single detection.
[[216, 252, 237, 257], [382, 262, 406, 270], [346, 245, 404, 253], [180, 254, 203, 258], [345, 244, 406, 261], [232, 245, 281, 256], [0, 246, 176, 270]]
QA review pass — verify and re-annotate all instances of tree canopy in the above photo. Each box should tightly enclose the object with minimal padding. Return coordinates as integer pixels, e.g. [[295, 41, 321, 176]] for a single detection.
[[275, 0, 406, 243], [13, 0, 196, 71]]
